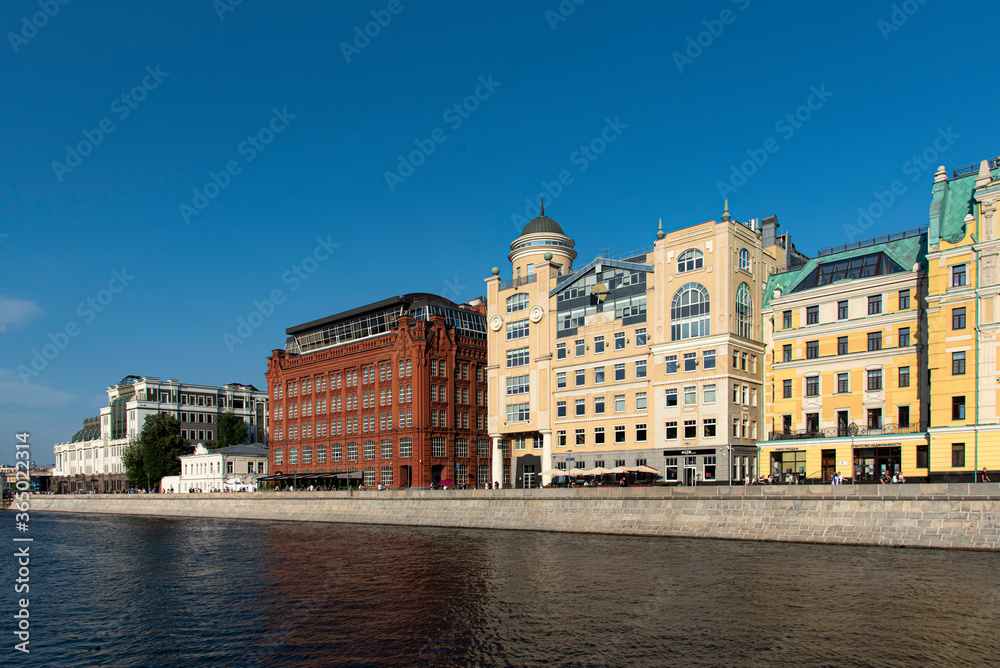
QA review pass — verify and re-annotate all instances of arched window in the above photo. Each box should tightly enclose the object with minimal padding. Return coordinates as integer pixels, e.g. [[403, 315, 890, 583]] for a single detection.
[[677, 249, 704, 273], [506, 293, 529, 313], [736, 282, 753, 339], [739, 248, 751, 272], [671, 283, 710, 340]]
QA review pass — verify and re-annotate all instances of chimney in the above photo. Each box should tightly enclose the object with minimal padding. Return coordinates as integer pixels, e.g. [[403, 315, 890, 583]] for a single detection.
[[761, 215, 779, 249]]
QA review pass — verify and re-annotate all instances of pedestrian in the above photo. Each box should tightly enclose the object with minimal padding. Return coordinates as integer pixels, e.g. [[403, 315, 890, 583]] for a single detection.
[[983, 467, 991, 482]]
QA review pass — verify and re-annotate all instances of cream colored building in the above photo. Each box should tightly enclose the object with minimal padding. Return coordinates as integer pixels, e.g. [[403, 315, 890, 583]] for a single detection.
[[486, 204, 794, 486]]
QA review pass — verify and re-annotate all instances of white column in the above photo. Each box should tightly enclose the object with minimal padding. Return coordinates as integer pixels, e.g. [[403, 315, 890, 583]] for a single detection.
[[540, 430, 552, 485], [491, 436, 502, 487]]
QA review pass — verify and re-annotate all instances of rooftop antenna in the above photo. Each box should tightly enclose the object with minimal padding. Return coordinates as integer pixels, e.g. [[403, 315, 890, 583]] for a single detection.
[[540, 195, 545, 216]]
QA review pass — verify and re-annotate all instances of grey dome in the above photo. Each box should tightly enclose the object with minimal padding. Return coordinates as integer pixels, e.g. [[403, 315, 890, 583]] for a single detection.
[[521, 214, 565, 236]]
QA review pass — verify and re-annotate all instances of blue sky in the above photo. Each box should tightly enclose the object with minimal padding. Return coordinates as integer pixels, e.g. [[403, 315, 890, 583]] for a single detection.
[[1, 0, 998, 465]]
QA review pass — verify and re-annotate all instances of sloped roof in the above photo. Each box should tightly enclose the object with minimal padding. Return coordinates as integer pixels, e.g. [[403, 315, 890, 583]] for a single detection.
[[930, 164, 1000, 246], [549, 256, 654, 297]]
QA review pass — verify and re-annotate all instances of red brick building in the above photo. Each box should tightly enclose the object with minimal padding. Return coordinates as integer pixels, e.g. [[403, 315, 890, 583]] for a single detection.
[[265, 293, 493, 488]]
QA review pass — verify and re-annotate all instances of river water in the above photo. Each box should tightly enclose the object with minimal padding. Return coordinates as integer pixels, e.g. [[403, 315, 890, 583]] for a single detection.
[[3, 513, 999, 667]]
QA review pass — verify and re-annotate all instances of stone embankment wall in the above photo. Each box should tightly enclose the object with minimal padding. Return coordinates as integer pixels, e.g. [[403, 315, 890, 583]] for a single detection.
[[28, 483, 1000, 550]]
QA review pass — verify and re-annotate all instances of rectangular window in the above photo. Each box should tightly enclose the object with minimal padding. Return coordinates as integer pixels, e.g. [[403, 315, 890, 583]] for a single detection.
[[557, 401, 566, 418], [317, 445, 327, 463], [703, 418, 716, 437], [898, 406, 910, 428], [575, 369, 586, 386], [837, 372, 849, 393], [807, 413, 820, 432], [614, 425, 626, 443], [636, 392, 647, 410], [635, 328, 647, 346], [431, 437, 446, 458], [899, 327, 910, 347], [838, 336, 848, 355], [615, 364, 626, 381], [953, 307, 966, 330], [594, 427, 605, 444], [506, 403, 530, 423], [594, 366, 605, 384], [838, 300, 849, 320], [556, 372, 566, 389], [514, 436, 525, 451], [806, 341, 819, 359], [665, 421, 678, 439], [898, 289, 910, 310], [575, 339, 586, 356], [806, 305, 819, 324], [952, 443, 965, 467], [614, 332, 625, 350], [665, 355, 678, 374], [594, 396, 605, 414], [614, 394, 625, 412], [347, 442, 358, 461], [952, 396, 966, 420], [703, 349, 716, 369], [575, 399, 586, 417], [783, 379, 792, 398], [806, 376, 819, 397], [683, 353, 697, 372], [783, 310, 792, 328], [635, 424, 647, 442], [703, 384, 716, 404], [575, 429, 586, 446], [364, 441, 376, 460], [635, 360, 647, 379], [867, 369, 882, 391], [953, 351, 966, 375], [594, 336, 605, 353], [916, 445, 928, 469], [899, 366, 910, 387], [506, 348, 530, 368], [952, 264, 967, 287], [683, 386, 696, 406], [782, 345, 792, 363], [868, 332, 882, 351], [556, 343, 566, 360], [868, 295, 882, 315], [683, 420, 697, 439], [665, 389, 677, 407], [455, 438, 468, 458]]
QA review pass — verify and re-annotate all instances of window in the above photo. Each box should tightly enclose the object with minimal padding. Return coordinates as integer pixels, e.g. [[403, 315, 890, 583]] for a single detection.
[[665, 355, 678, 374], [806, 305, 819, 324], [838, 300, 849, 320], [635, 328, 647, 346], [735, 283, 753, 338], [677, 248, 704, 272], [899, 328, 910, 347], [575, 399, 586, 417], [513, 436, 525, 451], [594, 427, 605, 444], [868, 332, 882, 351], [333, 443, 344, 461], [703, 418, 716, 437], [898, 406, 910, 428], [665, 422, 678, 439], [556, 343, 566, 360], [665, 389, 677, 407], [899, 366, 910, 388], [615, 364, 625, 381], [636, 392, 646, 410], [782, 310, 792, 328], [506, 403, 529, 423], [806, 376, 819, 397], [594, 336, 605, 354], [703, 349, 716, 369], [952, 443, 965, 467], [806, 341, 819, 359], [507, 348, 530, 368], [683, 420, 697, 439], [317, 445, 327, 463], [806, 413, 820, 432], [952, 396, 966, 420], [614, 425, 626, 443], [274, 449, 283, 466], [575, 429, 585, 446], [594, 367, 605, 384], [576, 369, 586, 386], [916, 445, 928, 469], [683, 353, 697, 372], [289, 447, 298, 465], [556, 372, 566, 389], [868, 295, 882, 315], [867, 369, 882, 391], [635, 360, 647, 379], [703, 384, 716, 403], [594, 396, 605, 414], [898, 289, 910, 310], [614, 394, 626, 412], [782, 345, 792, 362], [557, 401, 566, 418], [953, 351, 966, 375], [575, 339, 586, 356], [364, 441, 376, 460], [635, 424, 647, 442], [953, 307, 966, 330], [506, 319, 529, 342], [670, 283, 710, 340], [431, 438, 446, 457], [614, 332, 625, 350], [303, 446, 313, 464], [683, 386, 697, 406], [952, 264, 967, 287], [831, 372, 847, 394], [506, 293, 529, 313], [782, 379, 792, 398]]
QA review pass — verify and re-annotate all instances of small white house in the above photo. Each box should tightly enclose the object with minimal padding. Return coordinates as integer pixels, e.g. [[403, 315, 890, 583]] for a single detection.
[[160, 475, 181, 493], [178, 443, 268, 492]]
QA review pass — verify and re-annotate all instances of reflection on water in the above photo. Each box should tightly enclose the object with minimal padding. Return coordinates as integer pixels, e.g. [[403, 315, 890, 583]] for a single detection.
[[5, 513, 999, 667]]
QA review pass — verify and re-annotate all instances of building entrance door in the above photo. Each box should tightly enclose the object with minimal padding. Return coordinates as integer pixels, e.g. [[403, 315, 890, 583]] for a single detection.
[[853, 447, 901, 482], [684, 466, 697, 486], [821, 449, 836, 482], [522, 465, 536, 489]]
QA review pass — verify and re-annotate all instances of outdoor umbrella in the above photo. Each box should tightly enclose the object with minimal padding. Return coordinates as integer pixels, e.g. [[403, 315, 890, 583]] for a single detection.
[[568, 467, 589, 476], [625, 465, 659, 474], [605, 466, 627, 474], [583, 467, 608, 475], [539, 468, 567, 477]]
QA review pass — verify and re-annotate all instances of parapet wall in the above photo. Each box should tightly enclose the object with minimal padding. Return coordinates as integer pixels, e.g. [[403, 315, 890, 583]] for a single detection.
[[27, 483, 1000, 551]]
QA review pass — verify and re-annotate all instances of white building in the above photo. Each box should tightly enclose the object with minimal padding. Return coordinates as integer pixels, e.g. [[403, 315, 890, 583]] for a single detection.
[[53, 375, 269, 492], [177, 443, 269, 492]]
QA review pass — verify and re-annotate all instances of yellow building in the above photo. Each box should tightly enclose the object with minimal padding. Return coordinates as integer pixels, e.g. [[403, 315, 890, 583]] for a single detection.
[[486, 203, 792, 487], [926, 158, 1000, 481], [759, 230, 928, 482]]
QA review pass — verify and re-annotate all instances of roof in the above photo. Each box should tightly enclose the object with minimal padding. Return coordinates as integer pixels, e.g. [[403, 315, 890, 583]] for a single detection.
[[930, 163, 1000, 246], [520, 214, 565, 236], [764, 233, 926, 307], [210, 443, 269, 456], [286, 293, 460, 335], [550, 256, 653, 297]]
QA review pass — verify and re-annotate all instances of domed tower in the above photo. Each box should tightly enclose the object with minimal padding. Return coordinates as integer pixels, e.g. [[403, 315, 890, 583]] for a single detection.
[[507, 198, 577, 279]]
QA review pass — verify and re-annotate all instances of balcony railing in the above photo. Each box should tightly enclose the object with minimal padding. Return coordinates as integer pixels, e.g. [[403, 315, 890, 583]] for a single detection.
[[499, 273, 538, 291], [816, 226, 927, 258], [952, 156, 999, 179], [767, 421, 929, 441]]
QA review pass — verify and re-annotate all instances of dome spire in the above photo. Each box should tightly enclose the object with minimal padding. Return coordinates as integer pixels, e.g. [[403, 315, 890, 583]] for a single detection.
[[656, 218, 665, 240], [540, 195, 545, 217], [721, 199, 731, 222]]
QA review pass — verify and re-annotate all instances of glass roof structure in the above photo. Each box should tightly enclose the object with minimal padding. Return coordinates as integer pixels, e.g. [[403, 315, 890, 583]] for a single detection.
[[791, 251, 903, 293]]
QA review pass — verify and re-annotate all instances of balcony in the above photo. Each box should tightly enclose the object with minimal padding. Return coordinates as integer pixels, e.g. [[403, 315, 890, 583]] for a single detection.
[[499, 273, 537, 291], [767, 421, 929, 441]]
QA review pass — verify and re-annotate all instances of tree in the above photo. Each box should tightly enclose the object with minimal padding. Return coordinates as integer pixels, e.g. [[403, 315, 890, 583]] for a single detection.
[[214, 412, 248, 449], [123, 413, 193, 490]]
